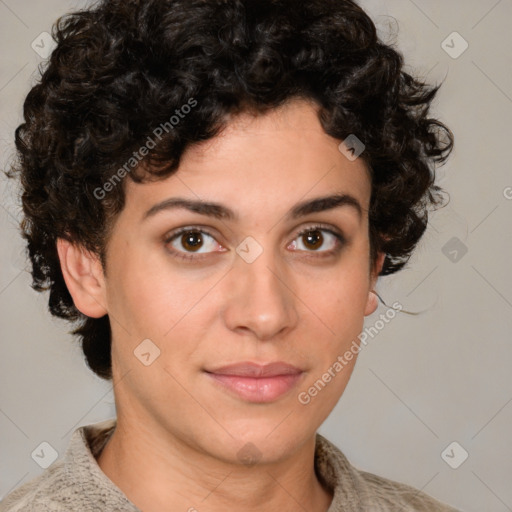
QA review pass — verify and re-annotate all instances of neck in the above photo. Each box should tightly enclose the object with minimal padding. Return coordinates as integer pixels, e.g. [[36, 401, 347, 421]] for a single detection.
[[96, 416, 333, 512]]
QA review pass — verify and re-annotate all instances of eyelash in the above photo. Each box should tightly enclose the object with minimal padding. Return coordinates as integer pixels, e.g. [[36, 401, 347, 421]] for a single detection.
[[163, 224, 346, 262]]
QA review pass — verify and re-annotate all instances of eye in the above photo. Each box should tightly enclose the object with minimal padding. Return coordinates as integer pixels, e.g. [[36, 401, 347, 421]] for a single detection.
[[164, 227, 225, 261], [288, 225, 345, 255], [164, 224, 345, 262]]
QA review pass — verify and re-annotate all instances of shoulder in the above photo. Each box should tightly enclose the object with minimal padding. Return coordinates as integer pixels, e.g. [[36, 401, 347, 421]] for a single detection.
[[355, 469, 460, 511], [0, 460, 74, 512], [1, 419, 120, 512], [314, 433, 460, 511]]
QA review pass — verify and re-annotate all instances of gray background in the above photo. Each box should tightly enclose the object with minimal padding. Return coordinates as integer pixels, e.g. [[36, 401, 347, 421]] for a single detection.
[[1, 1, 511, 510]]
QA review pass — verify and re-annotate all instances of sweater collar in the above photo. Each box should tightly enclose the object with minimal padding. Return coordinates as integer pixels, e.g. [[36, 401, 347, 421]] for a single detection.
[[63, 418, 363, 511]]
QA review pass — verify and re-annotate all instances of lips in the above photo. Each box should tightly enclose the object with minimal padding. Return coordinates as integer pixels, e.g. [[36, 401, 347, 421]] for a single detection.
[[204, 362, 304, 403], [206, 362, 303, 377]]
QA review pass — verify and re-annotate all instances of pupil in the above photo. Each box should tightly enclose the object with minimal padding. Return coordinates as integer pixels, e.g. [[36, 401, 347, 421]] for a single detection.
[[305, 230, 322, 250], [183, 231, 203, 251]]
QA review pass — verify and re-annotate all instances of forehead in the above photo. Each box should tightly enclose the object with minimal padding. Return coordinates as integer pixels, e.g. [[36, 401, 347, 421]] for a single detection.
[[124, 99, 371, 220]]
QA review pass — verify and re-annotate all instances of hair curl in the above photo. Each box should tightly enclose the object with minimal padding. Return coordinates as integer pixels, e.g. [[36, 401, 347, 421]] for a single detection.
[[8, 0, 454, 380]]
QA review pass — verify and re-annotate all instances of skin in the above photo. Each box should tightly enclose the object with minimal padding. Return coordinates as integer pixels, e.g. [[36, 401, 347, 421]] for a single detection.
[[57, 98, 385, 512]]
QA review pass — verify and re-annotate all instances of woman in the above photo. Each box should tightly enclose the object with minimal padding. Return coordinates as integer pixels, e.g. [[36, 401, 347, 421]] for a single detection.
[[1, 0, 457, 510]]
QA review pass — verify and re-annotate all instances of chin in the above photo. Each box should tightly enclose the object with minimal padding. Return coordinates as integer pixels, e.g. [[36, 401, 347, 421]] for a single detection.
[[200, 419, 315, 466]]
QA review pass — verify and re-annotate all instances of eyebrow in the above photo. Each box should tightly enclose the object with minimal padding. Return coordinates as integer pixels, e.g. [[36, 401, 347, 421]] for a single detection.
[[142, 193, 363, 223]]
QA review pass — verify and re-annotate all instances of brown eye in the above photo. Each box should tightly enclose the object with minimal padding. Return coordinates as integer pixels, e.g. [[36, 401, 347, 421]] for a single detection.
[[302, 229, 324, 250], [164, 227, 225, 261], [289, 225, 345, 255], [180, 231, 204, 252]]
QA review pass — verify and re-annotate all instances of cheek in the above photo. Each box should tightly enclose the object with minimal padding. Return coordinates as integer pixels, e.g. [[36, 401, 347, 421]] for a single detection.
[[304, 263, 370, 332], [107, 251, 216, 367], [106, 246, 182, 331], [295, 263, 370, 404]]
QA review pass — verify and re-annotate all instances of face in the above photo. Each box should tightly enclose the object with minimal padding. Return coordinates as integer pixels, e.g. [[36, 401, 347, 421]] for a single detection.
[[70, 98, 383, 464]]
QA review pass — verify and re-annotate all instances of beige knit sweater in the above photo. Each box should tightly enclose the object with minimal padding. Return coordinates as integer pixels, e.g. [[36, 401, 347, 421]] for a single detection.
[[1, 419, 460, 511]]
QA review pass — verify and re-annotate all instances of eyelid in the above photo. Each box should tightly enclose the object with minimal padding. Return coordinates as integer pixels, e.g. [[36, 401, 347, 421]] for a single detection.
[[163, 224, 223, 245], [295, 222, 345, 239], [163, 222, 345, 242]]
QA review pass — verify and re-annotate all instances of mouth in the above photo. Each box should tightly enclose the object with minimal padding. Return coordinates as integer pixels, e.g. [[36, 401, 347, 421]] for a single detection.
[[204, 362, 305, 403]]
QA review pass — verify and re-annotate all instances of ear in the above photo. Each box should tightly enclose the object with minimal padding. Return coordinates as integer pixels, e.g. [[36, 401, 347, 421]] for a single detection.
[[364, 251, 386, 316], [56, 238, 108, 318]]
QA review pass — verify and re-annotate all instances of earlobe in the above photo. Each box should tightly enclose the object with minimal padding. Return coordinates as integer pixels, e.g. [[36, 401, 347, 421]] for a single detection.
[[56, 238, 108, 318], [364, 290, 379, 316]]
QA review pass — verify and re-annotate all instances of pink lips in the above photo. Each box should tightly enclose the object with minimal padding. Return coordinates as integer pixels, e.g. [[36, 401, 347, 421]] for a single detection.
[[205, 362, 304, 403]]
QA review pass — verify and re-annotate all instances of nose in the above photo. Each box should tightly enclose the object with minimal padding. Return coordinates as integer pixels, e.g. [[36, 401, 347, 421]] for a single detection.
[[221, 243, 298, 341]]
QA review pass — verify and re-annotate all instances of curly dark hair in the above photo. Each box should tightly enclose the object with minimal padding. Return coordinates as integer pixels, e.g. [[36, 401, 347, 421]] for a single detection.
[[8, 0, 453, 380]]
